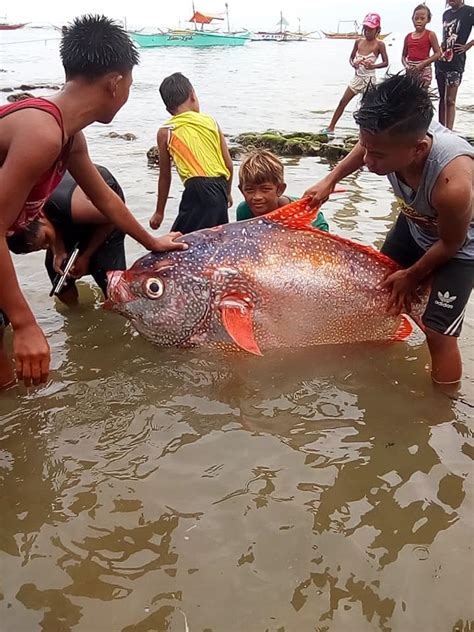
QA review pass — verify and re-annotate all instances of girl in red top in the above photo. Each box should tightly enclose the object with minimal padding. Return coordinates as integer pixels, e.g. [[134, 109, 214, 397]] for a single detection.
[[402, 4, 441, 87]]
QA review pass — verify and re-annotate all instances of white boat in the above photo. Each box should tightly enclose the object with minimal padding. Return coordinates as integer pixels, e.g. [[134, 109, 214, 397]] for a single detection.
[[251, 12, 309, 42]]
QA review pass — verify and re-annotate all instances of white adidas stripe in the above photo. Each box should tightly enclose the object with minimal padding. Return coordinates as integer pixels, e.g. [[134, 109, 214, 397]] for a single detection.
[[444, 307, 466, 336]]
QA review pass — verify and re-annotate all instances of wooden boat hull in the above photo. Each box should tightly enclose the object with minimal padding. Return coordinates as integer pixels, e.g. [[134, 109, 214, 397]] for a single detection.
[[0, 23, 27, 30], [251, 31, 307, 42], [322, 31, 391, 40]]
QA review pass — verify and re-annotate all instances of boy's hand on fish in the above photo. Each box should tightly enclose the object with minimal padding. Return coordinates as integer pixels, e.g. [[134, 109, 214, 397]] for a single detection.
[[381, 269, 419, 316], [304, 176, 336, 208], [149, 211, 164, 230], [148, 232, 188, 252]]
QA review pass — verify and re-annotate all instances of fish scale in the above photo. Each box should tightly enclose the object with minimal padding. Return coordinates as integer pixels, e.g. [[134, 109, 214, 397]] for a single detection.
[[106, 199, 429, 355]]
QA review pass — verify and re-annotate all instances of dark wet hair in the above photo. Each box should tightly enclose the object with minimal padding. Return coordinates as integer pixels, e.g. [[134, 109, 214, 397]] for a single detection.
[[60, 14, 139, 80], [159, 72, 194, 113], [354, 73, 434, 139], [7, 219, 43, 254], [413, 3, 432, 20]]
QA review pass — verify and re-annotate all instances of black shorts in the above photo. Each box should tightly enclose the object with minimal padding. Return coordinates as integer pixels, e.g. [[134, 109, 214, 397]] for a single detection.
[[435, 66, 463, 89], [45, 228, 126, 297], [172, 176, 229, 234], [381, 214, 474, 337]]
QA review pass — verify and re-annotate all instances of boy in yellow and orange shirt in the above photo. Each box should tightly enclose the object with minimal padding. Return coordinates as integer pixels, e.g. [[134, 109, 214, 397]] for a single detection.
[[149, 72, 233, 234]]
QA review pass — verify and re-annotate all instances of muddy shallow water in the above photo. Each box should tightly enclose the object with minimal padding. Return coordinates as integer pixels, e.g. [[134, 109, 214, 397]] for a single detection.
[[1, 29, 473, 631]]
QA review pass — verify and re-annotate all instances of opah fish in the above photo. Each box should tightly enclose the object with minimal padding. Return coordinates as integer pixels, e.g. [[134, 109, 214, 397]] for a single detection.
[[105, 199, 427, 355]]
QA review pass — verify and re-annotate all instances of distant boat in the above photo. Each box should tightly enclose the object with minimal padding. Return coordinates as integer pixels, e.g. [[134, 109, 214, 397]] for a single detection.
[[130, 30, 248, 47], [251, 12, 310, 42], [0, 22, 27, 30], [130, 3, 249, 48], [323, 20, 390, 40]]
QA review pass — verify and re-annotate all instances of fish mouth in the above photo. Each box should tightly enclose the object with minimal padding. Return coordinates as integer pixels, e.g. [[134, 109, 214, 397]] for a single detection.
[[104, 270, 136, 309]]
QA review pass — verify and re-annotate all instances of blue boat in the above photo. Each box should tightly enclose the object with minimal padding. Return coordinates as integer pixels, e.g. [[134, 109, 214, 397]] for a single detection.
[[130, 29, 248, 48], [129, 6, 249, 48]]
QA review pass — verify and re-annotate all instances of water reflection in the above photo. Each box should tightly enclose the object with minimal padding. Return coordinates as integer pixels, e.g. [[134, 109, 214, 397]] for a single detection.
[[1, 328, 472, 630], [1, 29, 473, 630]]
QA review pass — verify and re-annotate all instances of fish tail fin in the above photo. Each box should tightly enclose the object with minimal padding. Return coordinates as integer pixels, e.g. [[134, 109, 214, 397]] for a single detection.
[[391, 315, 414, 341]]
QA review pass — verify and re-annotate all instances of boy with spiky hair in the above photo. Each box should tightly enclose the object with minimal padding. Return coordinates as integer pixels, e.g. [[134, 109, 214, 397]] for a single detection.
[[0, 15, 186, 388], [305, 73, 474, 388]]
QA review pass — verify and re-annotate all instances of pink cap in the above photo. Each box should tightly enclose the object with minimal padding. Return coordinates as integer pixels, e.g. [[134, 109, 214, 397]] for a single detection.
[[362, 13, 381, 29]]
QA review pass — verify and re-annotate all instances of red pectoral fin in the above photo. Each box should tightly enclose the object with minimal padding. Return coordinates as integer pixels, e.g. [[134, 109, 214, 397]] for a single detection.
[[220, 299, 263, 356]]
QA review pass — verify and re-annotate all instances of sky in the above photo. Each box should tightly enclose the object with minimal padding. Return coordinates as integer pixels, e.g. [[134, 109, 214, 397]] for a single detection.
[[5, 0, 450, 33]]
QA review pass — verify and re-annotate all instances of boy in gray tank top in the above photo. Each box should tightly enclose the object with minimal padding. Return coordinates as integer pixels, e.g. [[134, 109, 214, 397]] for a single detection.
[[305, 74, 473, 388]]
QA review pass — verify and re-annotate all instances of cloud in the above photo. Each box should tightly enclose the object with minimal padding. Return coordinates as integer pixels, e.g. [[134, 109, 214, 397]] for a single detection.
[[6, 0, 446, 33]]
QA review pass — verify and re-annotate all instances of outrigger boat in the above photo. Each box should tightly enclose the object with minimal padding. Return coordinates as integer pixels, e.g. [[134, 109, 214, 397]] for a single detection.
[[323, 20, 390, 40], [251, 12, 311, 42], [129, 3, 249, 48], [0, 21, 27, 30]]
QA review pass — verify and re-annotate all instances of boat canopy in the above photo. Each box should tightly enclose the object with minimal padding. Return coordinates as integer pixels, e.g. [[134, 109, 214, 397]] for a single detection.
[[189, 11, 224, 24]]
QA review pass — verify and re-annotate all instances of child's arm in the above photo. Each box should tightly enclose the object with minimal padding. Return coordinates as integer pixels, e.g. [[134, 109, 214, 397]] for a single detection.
[[304, 143, 366, 207], [452, 8, 474, 54], [68, 132, 185, 252], [453, 39, 474, 54], [401, 35, 409, 68], [418, 31, 442, 68], [367, 41, 388, 70], [218, 127, 234, 208], [49, 226, 68, 274], [61, 192, 115, 278], [150, 128, 172, 229], [349, 40, 360, 68]]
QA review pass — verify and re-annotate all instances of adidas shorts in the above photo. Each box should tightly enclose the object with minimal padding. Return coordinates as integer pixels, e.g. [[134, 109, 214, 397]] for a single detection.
[[381, 214, 474, 337]]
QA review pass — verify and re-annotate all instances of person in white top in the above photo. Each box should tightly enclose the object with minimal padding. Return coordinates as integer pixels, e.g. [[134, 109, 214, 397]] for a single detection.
[[321, 13, 389, 136]]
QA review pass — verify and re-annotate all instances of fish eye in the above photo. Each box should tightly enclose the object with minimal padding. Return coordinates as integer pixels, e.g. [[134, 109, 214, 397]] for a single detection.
[[144, 277, 164, 299]]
